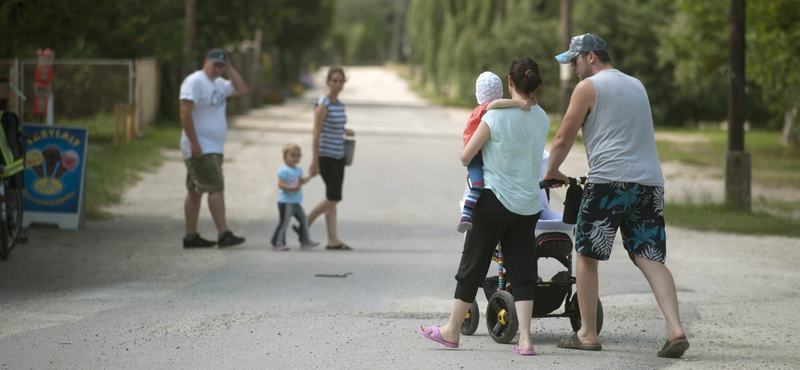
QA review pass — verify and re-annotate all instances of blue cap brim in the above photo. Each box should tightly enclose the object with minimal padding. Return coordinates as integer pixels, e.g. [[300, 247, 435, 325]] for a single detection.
[[555, 51, 578, 64]]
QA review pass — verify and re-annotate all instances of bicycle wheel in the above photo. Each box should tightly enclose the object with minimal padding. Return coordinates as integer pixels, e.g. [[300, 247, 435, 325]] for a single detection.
[[0, 185, 22, 261], [0, 200, 8, 261]]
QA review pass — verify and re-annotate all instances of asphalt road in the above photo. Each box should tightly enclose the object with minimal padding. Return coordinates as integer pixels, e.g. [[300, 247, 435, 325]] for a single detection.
[[1, 66, 798, 370]]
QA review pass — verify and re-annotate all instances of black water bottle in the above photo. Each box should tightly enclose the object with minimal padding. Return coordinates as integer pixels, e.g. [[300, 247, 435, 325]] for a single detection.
[[562, 183, 583, 224]]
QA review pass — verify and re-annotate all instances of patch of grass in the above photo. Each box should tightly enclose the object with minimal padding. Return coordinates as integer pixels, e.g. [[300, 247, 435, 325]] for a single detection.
[[82, 121, 181, 219], [655, 128, 800, 186], [59, 112, 119, 145], [664, 202, 800, 238], [656, 128, 800, 237]]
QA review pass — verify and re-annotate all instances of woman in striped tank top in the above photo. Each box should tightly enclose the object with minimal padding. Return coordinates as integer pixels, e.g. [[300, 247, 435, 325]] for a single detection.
[[307, 66, 355, 250]]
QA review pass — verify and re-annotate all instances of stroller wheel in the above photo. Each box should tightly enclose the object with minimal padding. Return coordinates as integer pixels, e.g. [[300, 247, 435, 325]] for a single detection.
[[486, 291, 518, 344], [568, 293, 604, 335], [460, 301, 480, 336]]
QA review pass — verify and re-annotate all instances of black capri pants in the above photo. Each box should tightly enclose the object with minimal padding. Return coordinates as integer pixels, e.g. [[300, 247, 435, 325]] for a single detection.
[[454, 189, 540, 303], [319, 156, 346, 201]]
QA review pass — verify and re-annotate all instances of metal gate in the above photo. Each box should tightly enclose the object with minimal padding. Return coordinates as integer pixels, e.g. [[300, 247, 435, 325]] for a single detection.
[[19, 59, 134, 124]]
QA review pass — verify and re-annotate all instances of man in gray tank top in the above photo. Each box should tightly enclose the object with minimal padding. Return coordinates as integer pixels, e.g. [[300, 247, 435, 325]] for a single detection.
[[544, 34, 689, 358]]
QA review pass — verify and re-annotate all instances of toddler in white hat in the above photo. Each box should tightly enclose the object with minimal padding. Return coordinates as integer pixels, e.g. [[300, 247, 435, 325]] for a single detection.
[[458, 71, 533, 233]]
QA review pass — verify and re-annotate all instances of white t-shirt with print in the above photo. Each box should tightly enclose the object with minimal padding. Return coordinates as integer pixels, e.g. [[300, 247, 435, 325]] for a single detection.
[[179, 70, 235, 159]]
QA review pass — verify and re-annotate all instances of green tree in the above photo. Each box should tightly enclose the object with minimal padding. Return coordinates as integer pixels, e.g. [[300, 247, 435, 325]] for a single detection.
[[748, 0, 800, 144], [1, 0, 333, 119], [0, 0, 105, 56], [406, 0, 560, 109], [273, 0, 334, 86], [325, 0, 395, 65], [572, 0, 681, 125], [658, 0, 786, 129]]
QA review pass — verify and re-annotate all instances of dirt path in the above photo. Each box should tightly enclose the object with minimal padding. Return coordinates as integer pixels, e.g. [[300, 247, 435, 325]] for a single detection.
[[1, 66, 798, 369]]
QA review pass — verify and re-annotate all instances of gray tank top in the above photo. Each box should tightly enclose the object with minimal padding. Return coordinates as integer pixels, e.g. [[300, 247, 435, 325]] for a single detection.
[[583, 69, 664, 186]]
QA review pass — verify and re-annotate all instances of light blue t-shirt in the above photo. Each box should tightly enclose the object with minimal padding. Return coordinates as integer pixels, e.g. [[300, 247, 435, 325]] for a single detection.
[[277, 166, 303, 204], [481, 105, 550, 215]]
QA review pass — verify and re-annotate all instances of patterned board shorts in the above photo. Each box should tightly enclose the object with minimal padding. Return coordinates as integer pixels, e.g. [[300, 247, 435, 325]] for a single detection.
[[575, 182, 667, 263]]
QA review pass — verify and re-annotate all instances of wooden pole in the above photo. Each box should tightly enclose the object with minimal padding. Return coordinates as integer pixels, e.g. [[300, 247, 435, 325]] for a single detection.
[[182, 0, 197, 77], [126, 102, 136, 141], [559, 0, 573, 117], [725, 0, 751, 211], [113, 103, 120, 148]]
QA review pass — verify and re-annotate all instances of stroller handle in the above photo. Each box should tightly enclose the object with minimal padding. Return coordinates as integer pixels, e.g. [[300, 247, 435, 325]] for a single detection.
[[539, 176, 587, 189]]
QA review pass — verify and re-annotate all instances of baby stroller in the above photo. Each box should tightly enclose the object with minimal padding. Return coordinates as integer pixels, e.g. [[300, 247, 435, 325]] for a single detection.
[[459, 176, 604, 344]]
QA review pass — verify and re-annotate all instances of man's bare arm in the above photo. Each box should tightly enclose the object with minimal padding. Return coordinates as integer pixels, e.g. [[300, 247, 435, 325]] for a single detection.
[[180, 99, 203, 158], [544, 79, 595, 185], [225, 63, 248, 97]]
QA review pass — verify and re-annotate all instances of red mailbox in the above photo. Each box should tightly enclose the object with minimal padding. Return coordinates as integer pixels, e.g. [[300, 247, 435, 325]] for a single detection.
[[32, 48, 55, 116]]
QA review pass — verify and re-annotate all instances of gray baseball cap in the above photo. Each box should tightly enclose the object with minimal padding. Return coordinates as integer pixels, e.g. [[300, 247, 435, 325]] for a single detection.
[[207, 48, 228, 64], [555, 33, 607, 64]]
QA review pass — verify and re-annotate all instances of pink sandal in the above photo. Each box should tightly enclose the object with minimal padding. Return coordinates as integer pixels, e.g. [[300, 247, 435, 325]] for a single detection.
[[418, 326, 459, 348], [513, 343, 536, 355]]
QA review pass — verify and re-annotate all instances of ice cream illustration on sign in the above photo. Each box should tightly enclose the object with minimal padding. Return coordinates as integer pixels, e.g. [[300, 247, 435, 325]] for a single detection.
[[55, 149, 79, 179], [25, 145, 79, 180], [25, 148, 45, 179], [42, 145, 61, 178]]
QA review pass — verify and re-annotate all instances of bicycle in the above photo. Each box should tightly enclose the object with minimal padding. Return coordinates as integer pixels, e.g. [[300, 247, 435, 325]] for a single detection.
[[0, 111, 27, 261]]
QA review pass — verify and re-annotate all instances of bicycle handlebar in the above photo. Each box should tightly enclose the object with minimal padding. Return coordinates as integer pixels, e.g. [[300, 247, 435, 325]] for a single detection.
[[539, 176, 587, 189]]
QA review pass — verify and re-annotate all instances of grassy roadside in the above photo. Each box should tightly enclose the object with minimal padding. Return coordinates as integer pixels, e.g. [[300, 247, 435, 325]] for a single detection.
[[84, 124, 181, 220], [547, 123, 800, 237], [654, 127, 800, 237], [57, 114, 182, 220]]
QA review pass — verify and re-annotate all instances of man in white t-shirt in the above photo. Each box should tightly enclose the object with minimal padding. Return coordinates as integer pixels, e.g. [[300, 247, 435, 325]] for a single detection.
[[180, 48, 247, 249]]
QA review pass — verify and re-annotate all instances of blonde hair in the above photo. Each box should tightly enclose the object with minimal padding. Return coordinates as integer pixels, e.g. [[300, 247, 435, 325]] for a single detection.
[[282, 143, 301, 158]]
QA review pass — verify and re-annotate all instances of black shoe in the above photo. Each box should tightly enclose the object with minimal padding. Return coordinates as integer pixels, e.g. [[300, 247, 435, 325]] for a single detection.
[[184, 234, 217, 248], [218, 231, 245, 248]]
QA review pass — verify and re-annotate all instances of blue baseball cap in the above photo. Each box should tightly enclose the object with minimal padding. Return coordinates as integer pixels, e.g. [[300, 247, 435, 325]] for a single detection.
[[555, 34, 607, 64]]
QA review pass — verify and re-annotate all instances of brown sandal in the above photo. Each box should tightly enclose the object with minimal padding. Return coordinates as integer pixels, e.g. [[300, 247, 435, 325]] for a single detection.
[[657, 338, 689, 358], [556, 332, 602, 351], [325, 244, 353, 250]]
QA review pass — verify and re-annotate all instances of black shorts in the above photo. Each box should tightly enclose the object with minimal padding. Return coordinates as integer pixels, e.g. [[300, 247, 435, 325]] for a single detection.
[[319, 156, 345, 201]]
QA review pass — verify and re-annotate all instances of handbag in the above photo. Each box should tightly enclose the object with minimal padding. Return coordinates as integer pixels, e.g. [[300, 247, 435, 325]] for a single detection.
[[343, 135, 355, 166]]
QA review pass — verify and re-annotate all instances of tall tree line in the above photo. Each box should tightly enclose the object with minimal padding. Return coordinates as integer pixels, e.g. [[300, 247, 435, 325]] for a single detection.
[[0, 0, 334, 120], [406, 0, 797, 134]]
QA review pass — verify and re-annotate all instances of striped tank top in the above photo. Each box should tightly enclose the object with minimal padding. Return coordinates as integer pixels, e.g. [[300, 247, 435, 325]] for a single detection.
[[315, 95, 347, 159]]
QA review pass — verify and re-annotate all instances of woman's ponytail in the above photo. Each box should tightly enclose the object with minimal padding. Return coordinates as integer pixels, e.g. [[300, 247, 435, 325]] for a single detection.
[[509, 58, 543, 99]]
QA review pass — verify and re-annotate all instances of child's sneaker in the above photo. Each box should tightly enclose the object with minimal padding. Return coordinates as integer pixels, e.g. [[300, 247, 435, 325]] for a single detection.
[[300, 240, 320, 250], [456, 219, 473, 233], [272, 244, 289, 251]]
